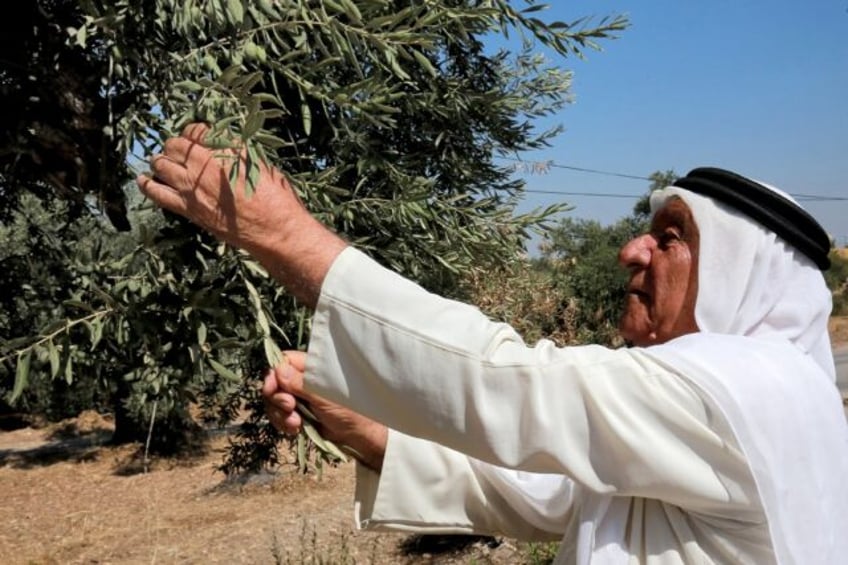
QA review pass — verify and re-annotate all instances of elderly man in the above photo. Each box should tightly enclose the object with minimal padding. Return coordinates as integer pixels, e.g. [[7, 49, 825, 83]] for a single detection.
[[138, 124, 848, 564]]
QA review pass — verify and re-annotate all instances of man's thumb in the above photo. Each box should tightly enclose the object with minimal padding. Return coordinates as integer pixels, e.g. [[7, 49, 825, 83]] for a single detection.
[[273, 355, 309, 399]]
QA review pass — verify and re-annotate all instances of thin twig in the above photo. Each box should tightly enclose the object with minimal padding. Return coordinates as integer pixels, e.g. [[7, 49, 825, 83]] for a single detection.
[[0, 308, 113, 364], [143, 400, 158, 474]]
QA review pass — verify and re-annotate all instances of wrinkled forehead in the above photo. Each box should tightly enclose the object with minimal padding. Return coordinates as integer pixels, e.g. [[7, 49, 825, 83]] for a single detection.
[[650, 188, 717, 234], [650, 186, 732, 256], [650, 186, 756, 260], [649, 194, 697, 229]]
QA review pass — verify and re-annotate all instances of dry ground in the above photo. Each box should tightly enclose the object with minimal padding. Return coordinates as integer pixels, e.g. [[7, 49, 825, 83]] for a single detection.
[[0, 418, 532, 565], [2, 318, 846, 565]]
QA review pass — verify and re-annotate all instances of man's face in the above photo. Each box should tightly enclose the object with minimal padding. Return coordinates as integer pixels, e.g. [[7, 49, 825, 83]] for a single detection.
[[618, 197, 700, 346]]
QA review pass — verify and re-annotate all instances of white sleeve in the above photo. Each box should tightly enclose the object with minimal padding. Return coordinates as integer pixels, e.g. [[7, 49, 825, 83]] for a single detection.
[[353, 429, 573, 541], [306, 248, 754, 512]]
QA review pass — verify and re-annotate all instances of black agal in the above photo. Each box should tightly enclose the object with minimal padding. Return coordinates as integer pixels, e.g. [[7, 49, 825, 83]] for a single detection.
[[672, 167, 831, 270]]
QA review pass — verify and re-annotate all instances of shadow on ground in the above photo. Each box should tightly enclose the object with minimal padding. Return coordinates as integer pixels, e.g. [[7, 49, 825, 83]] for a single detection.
[[0, 429, 111, 468], [400, 534, 502, 558]]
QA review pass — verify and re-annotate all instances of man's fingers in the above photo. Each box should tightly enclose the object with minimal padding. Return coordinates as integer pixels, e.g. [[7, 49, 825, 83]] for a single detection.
[[162, 137, 188, 164], [282, 411, 302, 435], [267, 405, 302, 435], [273, 360, 304, 394], [181, 122, 212, 144], [284, 350, 307, 371], [270, 392, 298, 412], [267, 405, 301, 434], [162, 135, 211, 166], [262, 370, 298, 416], [136, 174, 185, 214], [149, 153, 196, 192], [261, 369, 277, 398], [264, 388, 307, 436]]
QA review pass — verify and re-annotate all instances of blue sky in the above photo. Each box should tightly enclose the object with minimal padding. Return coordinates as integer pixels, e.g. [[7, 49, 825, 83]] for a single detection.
[[503, 1, 848, 245]]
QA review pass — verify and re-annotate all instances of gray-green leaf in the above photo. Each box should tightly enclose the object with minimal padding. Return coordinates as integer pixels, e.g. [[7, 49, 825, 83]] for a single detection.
[[11, 351, 32, 403]]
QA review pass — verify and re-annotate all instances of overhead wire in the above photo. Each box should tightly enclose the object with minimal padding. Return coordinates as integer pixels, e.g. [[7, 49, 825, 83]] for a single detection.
[[497, 157, 848, 202]]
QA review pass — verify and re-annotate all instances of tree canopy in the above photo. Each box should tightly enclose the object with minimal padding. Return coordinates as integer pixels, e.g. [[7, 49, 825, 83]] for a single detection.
[[0, 1, 627, 471]]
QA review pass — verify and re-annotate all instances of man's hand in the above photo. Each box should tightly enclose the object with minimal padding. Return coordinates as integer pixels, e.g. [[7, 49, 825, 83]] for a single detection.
[[136, 123, 347, 307], [136, 123, 300, 254], [263, 351, 387, 471]]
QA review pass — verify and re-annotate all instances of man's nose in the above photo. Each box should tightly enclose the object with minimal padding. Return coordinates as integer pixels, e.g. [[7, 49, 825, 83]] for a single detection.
[[618, 234, 653, 271]]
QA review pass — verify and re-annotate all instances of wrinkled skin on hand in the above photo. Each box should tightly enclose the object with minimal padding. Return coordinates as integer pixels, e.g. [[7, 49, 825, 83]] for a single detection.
[[136, 123, 307, 258], [136, 123, 347, 308]]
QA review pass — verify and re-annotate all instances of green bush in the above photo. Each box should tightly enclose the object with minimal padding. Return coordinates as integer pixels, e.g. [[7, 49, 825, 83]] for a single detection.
[[827, 249, 848, 316]]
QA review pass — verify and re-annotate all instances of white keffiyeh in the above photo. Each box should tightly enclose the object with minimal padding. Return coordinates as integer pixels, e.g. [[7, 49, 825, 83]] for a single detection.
[[645, 182, 847, 564], [650, 185, 835, 380]]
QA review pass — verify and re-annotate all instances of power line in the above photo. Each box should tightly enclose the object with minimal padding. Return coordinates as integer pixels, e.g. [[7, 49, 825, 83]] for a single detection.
[[524, 189, 639, 198], [532, 162, 651, 181], [498, 156, 652, 181], [790, 193, 848, 202], [499, 157, 848, 202], [523, 188, 848, 202]]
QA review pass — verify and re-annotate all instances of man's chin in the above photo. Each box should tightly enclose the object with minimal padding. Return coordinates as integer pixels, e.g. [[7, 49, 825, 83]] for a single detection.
[[618, 322, 652, 347]]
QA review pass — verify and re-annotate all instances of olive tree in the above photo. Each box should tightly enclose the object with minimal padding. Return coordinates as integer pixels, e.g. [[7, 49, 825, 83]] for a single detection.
[[0, 0, 626, 472]]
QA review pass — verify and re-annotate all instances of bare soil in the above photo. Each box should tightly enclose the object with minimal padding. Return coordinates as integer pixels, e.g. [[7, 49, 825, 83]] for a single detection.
[[0, 414, 528, 565], [3, 318, 846, 565]]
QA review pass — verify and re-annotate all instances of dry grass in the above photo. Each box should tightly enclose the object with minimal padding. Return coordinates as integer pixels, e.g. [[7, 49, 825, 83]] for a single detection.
[[0, 416, 526, 565], [3, 318, 846, 564], [830, 316, 848, 346]]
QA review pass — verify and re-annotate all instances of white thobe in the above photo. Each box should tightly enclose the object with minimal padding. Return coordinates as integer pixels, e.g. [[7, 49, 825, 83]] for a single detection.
[[304, 248, 848, 564]]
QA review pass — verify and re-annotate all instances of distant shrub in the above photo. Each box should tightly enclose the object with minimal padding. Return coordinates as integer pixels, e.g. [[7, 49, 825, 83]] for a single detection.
[[462, 257, 576, 347], [827, 249, 848, 315]]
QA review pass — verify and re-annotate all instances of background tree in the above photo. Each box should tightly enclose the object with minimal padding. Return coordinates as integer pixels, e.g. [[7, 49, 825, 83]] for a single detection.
[[632, 169, 678, 219], [0, 1, 626, 472], [0, 1, 131, 229], [826, 248, 848, 315], [537, 215, 644, 346], [0, 195, 118, 423]]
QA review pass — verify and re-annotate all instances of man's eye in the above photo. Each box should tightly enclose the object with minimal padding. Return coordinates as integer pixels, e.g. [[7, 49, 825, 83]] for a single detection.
[[657, 231, 681, 247]]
